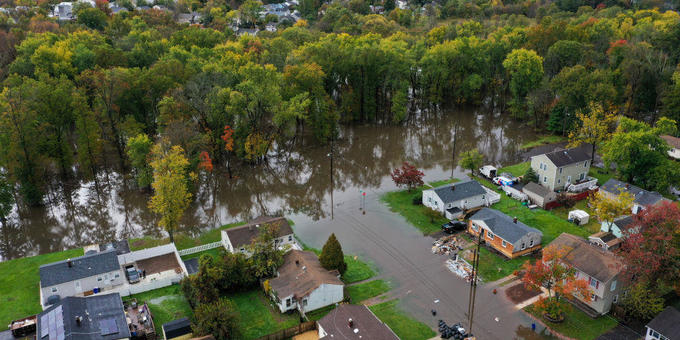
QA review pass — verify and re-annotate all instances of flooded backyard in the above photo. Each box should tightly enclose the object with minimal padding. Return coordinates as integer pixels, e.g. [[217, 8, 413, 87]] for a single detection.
[[0, 108, 541, 260]]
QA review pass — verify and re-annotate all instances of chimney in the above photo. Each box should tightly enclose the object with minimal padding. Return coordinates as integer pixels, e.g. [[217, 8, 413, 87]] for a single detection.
[[513, 217, 518, 224], [625, 184, 630, 189], [75, 316, 82, 326], [348, 318, 353, 328], [295, 260, 300, 266], [67, 259, 72, 268], [451, 184, 456, 191]]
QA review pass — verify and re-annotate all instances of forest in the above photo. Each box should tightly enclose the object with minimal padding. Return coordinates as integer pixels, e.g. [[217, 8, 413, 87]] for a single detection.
[[1, 0, 680, 215]]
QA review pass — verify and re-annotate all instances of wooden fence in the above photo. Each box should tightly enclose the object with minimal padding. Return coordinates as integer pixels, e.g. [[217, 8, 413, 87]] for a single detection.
[[177, 241, 223, 256], [255, 321, 316, 340]]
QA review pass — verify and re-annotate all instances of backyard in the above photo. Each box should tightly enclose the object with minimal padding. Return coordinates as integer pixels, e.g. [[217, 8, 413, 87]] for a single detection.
[[524, 304, 618, 340], [0, 247, 84, 327], [369, 299, 437, 340], [225, 290, 300, 340], [124, 284, 193, 335], [130, 221, 246, 251], [520, 135, 567, 149]]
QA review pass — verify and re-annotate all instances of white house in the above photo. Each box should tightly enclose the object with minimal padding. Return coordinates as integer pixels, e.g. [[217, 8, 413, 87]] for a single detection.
[[39, 249, 124, 308], [222, 216, 297, 256], [422, 180, 496, 219], [661, 135, 680, 160], [268, 250, 344, 314], [645, 306, 680, 340]]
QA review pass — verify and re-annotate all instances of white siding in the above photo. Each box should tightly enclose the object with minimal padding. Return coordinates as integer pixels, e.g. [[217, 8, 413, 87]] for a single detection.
[[41, 269, 124, 307], [422, 189, 445, 213], [300, 283, 344, 313]]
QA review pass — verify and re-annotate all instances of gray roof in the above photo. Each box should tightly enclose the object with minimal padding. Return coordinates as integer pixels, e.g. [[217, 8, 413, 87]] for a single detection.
[[613, 215, 634, 230], [647, 306, 680, 340], [37, 293, 130, 340], [470, 208, 542, 244], [318, 304, 399, 340], [225, 216, 294, 249], [162, 318, 192, 339], [541, 148, 590, 167], [549, 233, 623, 283], [40, 249, 120, 287], [600, 179, 668, 207], [522, 182, 552, 198], [431, 180, 487, 204]]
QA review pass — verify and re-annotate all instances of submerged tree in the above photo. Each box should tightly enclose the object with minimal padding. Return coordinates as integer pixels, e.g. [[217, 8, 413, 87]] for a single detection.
[[126, 134, 154, 189], [390, 162, 424, 191], [459, 149, 484, 176]]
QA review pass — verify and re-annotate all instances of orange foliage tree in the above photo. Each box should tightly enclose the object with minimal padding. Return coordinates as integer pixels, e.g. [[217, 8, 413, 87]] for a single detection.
[[221, 125, 235, 178], [521, 245, 591, 320]]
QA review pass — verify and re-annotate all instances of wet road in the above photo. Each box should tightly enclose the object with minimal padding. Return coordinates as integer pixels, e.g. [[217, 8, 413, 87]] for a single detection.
[[291, 174, 550, 340]]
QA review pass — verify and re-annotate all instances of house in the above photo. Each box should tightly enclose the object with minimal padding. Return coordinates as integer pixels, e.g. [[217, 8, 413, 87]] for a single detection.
[[588, 232, 622, 251], [39, 249, 124, 307], [116, 243, 188, 292], [600, 215, 636, 238], [467, 208, 543, 259], [268, 250, 344, 314], [548, 233, 624, 316], [37, 293, 131, 340], [162, 318, 192, 340], [422, 180, 497, 219], [645, 306, 680, 340], [599, 179, 670, 215], [222, 216, 297, 256], [530, 147, 591, 191], [661, 135, 680, 160], [522, 182, 557, 208], [317, 304, 399, 340]]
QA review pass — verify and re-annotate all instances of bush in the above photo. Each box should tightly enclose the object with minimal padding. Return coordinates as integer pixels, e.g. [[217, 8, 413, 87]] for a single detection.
[[412, 197, 422, 205], [192, 298, 241, 340], [320, 233, 347, 275]]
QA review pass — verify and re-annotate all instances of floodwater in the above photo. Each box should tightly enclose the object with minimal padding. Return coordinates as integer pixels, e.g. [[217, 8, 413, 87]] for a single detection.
[[0, 108, 540, 261]]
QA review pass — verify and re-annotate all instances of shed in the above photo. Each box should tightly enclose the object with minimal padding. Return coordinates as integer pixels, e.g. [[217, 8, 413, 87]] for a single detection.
[[568, 210, 589, 225], [163, 318, 192, 340], [522, 182, 557, 208]]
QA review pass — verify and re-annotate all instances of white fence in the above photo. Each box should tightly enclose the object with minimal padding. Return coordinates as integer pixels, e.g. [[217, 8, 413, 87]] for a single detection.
[[483, 187, 502, 205], [178, 241, 223, 256]]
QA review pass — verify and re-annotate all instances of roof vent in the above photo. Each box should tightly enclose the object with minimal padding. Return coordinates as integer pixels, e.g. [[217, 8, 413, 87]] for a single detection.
[[451, 184, 456, 191], [75, 316, 82, 326], [513, 217, 518, 224], [302, 266, 306, 272], [353, 329, 359, 334], [67, 259, 72, 268], [348, 318, 353, 328]]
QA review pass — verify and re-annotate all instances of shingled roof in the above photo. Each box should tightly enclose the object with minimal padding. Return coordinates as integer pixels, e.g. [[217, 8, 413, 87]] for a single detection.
[[541, 147, 590, 167], [647, 306, 680, 340], [548, 233, 623, 283], [430, 180, 487, 204], [470, 208, 542, 244], [522, 182, 552, 198], [270, 250, 343, 299], [39, 249, 120, 287], [318, 304, 399, 340], [661, 135, 680, 149], [600, 179, 668, 207], [224, 216, 293, 249]]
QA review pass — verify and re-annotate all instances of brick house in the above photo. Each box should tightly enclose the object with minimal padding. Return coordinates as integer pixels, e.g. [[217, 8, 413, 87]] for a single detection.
[[467, 208, 543, 259]]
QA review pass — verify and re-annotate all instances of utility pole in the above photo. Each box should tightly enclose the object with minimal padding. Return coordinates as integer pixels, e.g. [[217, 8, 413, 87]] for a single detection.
[[328, 136, 334, 220], [467, 231, 483, 334]]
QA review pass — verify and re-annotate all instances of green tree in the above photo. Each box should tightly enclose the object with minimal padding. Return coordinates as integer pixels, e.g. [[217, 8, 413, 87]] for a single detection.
[[148, 142, 192, 243], [568, 102, 617, 163], [502, 48, 544, 119], [655, 116, 678, 136], [619, 283, 664, 321], [73, 92, 103, 180], [459, 149, 483, 176], [192, 298, 241, 340], [522, 167, 539, 184], [0, 172, 14, 228], [239, 0, 263, 27], [77, 7, 108, 30], [248, 224, 285, 279], [319, 233, 347, 275], [126, 134, 154, 189], [544, 40, 583, 77]]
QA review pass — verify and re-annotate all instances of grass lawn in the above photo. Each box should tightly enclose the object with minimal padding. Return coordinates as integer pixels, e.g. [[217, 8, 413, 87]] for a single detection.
[[589, 166, 614, 186], [551, 199, 601, 234], [179, 247, 226, 261], [524, 304, 617, 340], [130, 221, 246, 251], [347, 279, 392, 303], [476, 247, 529, 282], [123, 284, 193, 335], [520, 135, 567, 149], [381, 185, 449, 235], [499, 162, 531, 177], [225, 290, 299, 340], [305, 304, 336, 321], [429, 178, 458, 188], [343, 254, 377, 283], [0, 247, 84, 327], [369, 300, 436, 340]]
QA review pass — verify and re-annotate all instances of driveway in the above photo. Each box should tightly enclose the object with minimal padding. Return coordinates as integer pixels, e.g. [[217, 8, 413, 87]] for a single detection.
[[292, 187, 551, 340]]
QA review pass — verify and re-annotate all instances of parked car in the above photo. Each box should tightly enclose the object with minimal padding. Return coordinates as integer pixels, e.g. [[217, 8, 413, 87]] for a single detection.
[[499, 172, 519, 183], [441, 221, 467, 233], [125, 265, 140, 284], [492, 176, 514, 186]]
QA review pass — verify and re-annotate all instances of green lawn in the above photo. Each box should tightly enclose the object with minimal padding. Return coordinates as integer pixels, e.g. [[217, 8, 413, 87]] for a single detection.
[[225, 290, 300, 340], [130, 221, 246, 251], [428, 178, 458, 188], [343, 254, 377, 283], [499, 162, 531, 177], [305, 304, 336, 321], [123, 284, 194, 335], [0, 247, 84, 327], [589, 167, 614, 186], [369, 300, 436, 340], [551, 199, 601, 234], [520, 135, 567, 149], [180, 247, 225, 261], [476, 247, 530, 282], [381, 186, 449, 235], [524, 304, 617, 340], [347, 279, 392, 303]]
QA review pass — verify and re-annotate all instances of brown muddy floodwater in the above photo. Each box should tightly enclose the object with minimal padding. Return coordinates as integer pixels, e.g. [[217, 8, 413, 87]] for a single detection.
[[0, 108, 540, 260]]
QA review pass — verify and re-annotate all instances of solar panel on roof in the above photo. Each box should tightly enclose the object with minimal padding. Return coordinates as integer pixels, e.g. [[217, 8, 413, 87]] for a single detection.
[[99, 318, 119, 336]]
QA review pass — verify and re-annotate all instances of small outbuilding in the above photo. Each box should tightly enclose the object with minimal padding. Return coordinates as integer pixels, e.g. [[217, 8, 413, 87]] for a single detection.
[[568, 210, 589, 226], [522, 182, 557, 208], [163, 318, 193, 340]]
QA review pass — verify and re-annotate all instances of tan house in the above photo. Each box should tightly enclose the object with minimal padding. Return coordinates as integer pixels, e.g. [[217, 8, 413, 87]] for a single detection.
[[530, 148, 591, 191], [661, 135, 680, 160], [467, 208, 543, 259], [548, 233, 624, 316]]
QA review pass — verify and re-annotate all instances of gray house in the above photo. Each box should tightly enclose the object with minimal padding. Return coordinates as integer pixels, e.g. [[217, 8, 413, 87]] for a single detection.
[[645, 306, 680, 340], [39, 250, 124, 307], [422, 180, 498, 219], [37, 293, 131, 340], [600, 179, 670, 215], [530, 148, 591, 191], [549, 233, 624, 316]]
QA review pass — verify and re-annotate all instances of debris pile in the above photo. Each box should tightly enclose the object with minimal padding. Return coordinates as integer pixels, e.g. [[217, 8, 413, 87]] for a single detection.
[[445, 256, 480, 283], [432, 235, 467, 255]]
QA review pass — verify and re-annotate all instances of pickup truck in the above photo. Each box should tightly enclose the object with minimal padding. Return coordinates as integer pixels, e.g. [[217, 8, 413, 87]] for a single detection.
[[441, 221, 467, 234]]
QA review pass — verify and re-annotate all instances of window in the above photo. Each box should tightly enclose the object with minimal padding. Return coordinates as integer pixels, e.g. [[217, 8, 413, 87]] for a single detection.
[[286, 298, 291, 307], [114, 273, 120, 278], [613, 294, 618, 303], [558, 179, 561, 184], [52, 287, 57, 293], [97, 277, 102, 281], [589, 277, 599, 289], [567, 176, 571, 183], [501, 240, 507, 248], [584, 161, 588, 167], [590, 293, 598, 302], [487, 232, 494, 240], [240, 248, 245, 252], [611, 280, 617, 291], [529, 240, 534, 247], [288, 236, 292, 241], [472, 224, 479, 231], [521, 243, 525, 250], [543, 176, 547, 183], [303, 299, 308, 306], [579, 173, 585, 181], [482, 194, 485, 200], [559, 167, 563, 174]]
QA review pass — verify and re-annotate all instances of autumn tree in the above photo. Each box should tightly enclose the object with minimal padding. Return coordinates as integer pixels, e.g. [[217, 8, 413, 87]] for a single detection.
[[319, 233, 347, 275], [618, 202, 680, 289], [192, 298, 241, 340], [126, 134, 153, 189], [568, 102, 617, 163], [221, 125, 235, 178], [589, 190, 634, 233], [619, 283, 664, 321], [459, 149, 484, 176], [148, 142, 193, 243], [521, 245, 591, 320], [390, 162, 424, 191]]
